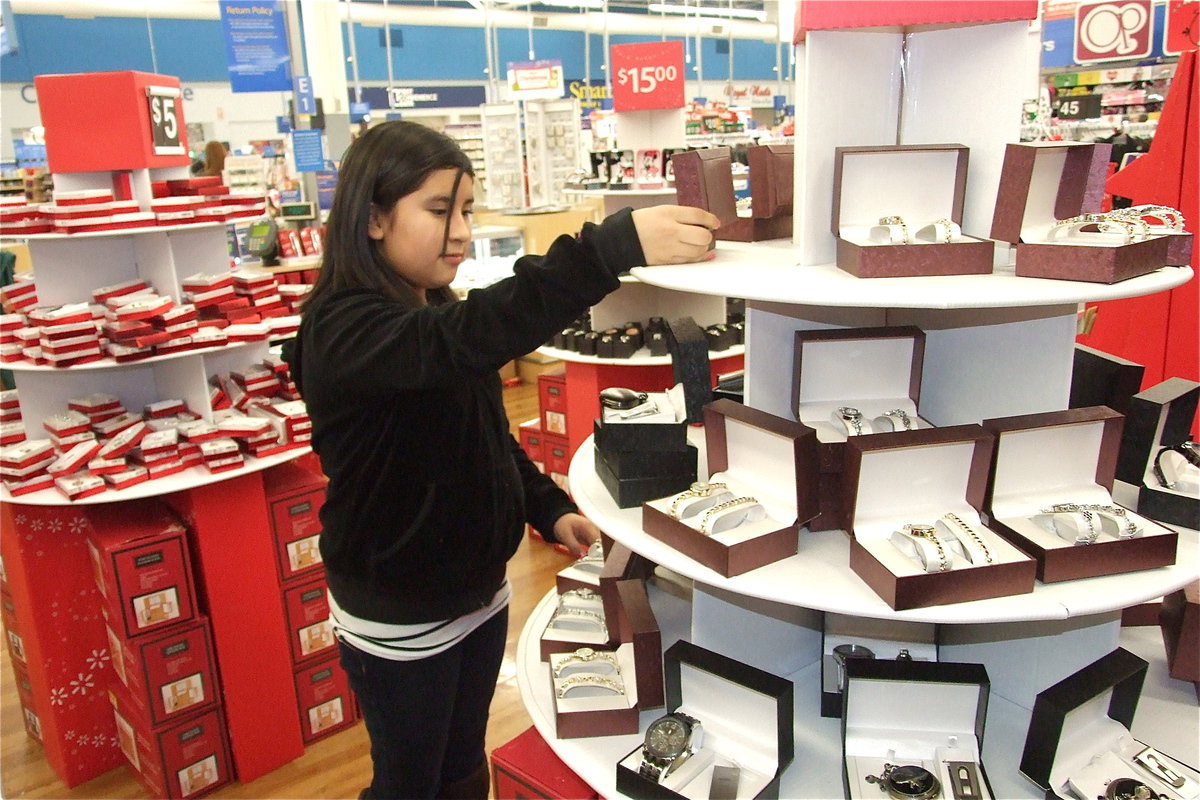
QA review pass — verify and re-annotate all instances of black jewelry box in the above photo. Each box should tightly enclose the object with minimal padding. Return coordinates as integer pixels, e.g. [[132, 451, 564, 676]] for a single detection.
[[667, 316, 712, 425], [1019, 647, 1200, 799], [595, 446, 697, 509], [1070, 344, 1145, 416], [616, 640, 794, 800], [842, 658, 994, 800], [819, 613, 938, 718], [1115, 377, 1200, 530]]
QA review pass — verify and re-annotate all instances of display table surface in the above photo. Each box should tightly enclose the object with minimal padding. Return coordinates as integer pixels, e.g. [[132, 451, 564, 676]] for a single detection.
[[630, 241, 1195, 310], [537, 343, 744, 368], [0, 446, 310, 505], [563, 187, 678, 215], [568, 430, 1200, 625]]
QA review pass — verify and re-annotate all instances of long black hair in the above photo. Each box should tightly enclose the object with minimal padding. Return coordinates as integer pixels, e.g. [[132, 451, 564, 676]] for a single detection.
[[304, 121, 475, 311]]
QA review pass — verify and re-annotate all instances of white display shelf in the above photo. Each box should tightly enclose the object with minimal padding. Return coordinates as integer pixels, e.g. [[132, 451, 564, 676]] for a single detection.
[[563, 188, 680, 198], [2, 339, 260, 372], [536, 343, 743, 368], [17, 220, 225, 240], [630, 241, 1194, 310], [568, 430, 1200, 626], [516, 583, 1199, 800], [0, 446, 310, 506], [563, 187, 678, 215]]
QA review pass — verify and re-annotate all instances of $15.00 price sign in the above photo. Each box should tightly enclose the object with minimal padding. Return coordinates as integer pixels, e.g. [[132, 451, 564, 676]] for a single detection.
[[611, 40, 685, 112]]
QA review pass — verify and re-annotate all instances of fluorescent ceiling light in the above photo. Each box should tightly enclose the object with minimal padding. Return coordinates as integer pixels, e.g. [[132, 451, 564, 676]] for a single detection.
[[489, 0, 605, 7], [647, 3, 767, 21]]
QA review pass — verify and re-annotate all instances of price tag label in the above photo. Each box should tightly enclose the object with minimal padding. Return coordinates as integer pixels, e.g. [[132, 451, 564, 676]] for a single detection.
[[611, 41, 684, 112], [146, 86, 185, 155], [1054, 93, 1103, 119]]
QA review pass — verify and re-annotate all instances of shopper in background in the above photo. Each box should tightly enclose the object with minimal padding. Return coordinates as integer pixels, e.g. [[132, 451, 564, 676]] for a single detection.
[[284, 120, 718, 800], [197, 140, 227, 178]]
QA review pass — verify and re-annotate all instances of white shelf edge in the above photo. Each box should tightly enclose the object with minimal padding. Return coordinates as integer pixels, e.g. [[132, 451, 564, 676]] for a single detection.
[[536, 344, 744, 367], [2, 339, 263, 373]]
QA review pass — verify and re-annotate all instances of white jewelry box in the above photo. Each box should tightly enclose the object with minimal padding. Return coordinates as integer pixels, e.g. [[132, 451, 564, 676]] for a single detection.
[[844, 424, 1037, 610], [616, 640, 794, 800], [843, 659, 994, 800], [990, 142, 1170, 283], [641, 399, 819, 578], [1020, 647, 1200, 800], [832, 144, 995, 278], [982, 406, 1178, 583]]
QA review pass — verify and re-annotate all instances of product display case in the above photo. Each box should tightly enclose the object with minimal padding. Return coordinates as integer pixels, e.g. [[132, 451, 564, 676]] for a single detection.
[[481, 103, 524, 210], [525, 98, 585, 209], [516, 13, 1197, 800]]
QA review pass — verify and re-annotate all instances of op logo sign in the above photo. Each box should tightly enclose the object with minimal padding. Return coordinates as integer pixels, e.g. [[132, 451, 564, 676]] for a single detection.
[[1074, 0, 1154, 62]]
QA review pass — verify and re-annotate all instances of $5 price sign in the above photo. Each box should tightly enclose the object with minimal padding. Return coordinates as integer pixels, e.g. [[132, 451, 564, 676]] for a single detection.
[[610, 41, 685, 112], [146, 85, 185, 155]]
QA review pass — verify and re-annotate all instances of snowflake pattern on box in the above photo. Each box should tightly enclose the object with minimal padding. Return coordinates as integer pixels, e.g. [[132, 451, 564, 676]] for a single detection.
[[1, 504, 123, 784]]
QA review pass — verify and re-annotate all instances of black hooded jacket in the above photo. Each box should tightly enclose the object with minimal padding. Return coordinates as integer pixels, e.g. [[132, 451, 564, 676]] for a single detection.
[[285, 208, 645, 624]]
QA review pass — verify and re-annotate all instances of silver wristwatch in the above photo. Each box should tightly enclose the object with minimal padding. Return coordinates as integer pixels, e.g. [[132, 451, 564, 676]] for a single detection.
[[638, 712, 703, 783]]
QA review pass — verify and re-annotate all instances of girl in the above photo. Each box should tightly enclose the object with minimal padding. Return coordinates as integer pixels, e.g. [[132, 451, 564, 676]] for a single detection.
[[285, 120, 718, 799]]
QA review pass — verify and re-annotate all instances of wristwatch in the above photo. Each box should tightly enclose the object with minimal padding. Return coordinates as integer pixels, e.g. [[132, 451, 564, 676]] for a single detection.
[[638, 712, 703, 783], [865, 763, 942, 800]]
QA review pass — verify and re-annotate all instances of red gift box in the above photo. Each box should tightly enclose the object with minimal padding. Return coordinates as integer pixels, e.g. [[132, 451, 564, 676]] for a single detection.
[[293, 654, 357, 743], [54, 472, 107, 501], [491, 726, 598, 800], [283, 577, 335, 665], [263, 462, 327, 584], [103, 465, 150, 490], [106, 615, 219, 727]]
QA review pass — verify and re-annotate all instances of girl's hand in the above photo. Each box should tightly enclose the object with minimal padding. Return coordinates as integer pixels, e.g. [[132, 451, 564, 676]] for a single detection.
[[552, 513, 602, 557], [632, 205, 721, 265]]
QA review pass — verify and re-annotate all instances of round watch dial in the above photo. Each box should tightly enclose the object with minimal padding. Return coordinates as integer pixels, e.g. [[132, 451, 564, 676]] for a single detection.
[[644, 716, 689, 760], [886, 765, 940, 800]]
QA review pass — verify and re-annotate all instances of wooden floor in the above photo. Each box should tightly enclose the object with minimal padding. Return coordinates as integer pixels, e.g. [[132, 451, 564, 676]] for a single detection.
[[0, 378, 578, 799]]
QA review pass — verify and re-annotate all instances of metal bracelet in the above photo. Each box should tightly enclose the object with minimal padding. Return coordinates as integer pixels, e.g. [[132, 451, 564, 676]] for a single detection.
[[552, 647, 621, 678], [902, 523, 951, 571], [698, 496, 758, 536], [554, 672, 625, 698], [942, 512, 993, 563]]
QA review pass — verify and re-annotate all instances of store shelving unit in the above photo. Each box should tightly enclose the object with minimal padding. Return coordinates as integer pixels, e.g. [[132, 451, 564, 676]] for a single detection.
[[481, 103, 525, 210], [515, 13, 1198, 800], [445, 121, 487, 197], [524, 98, 584, 208]]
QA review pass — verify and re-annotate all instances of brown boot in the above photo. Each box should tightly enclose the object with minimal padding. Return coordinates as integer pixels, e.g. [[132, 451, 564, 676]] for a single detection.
[[435, 761, 491, 800]]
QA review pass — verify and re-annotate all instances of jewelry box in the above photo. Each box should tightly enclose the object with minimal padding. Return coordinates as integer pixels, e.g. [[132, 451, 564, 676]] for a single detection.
[[981, 406, 1178, 583], [672, 146, 793, 242], [1114, 378, 1200, 531], [831, 144, 994, 278], [1019, 647, 1199, 800], [1070, 344, 1146, 417], [548, 575, 666, 739], [843, 424, 1036, 610], [842, 659, 994, 800], [820, 612, 938, 718], [792, 326, 929, 532], [594, 384, 698, 509], [989, 142, 1171, 283], [616, 640, 794, 800], [1158, 583, 1199, 689], [641, 399, 819, 578]]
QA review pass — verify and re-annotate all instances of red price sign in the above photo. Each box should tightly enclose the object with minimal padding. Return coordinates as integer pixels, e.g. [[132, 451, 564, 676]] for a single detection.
[[611, 41, 685, 112]]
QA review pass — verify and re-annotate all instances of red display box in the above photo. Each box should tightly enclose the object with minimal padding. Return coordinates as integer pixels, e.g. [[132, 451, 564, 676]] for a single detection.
[[293, 653, 358, 744], [35, 71, 191, 174], [282, 576, 336, 665], [86, 500, 196, 639], [519, 418, 545, 468], [262, 461, 327, 584], [106, 615, 219, 728], [491, 725, 598, 800], [111, 685, 233, 800], [794, 0, 1037, 42], [539, 371, 568, 436]]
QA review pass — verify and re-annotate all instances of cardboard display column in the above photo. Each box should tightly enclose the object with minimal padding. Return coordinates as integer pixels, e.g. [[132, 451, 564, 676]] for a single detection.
[[163, 473, 304, 782]]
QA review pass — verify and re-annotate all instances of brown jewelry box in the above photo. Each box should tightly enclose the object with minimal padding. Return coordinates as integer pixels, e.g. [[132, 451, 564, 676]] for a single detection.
[[981, 406, 1178, 583], [791, 326, 928, 532], [843, 425, 1037, 611], [832, 144, 994, 278], [671, 146, 793, 242], [641, 399, 819, 578], [1159, 581, 1199, 688], [989, 142, 1170, 283]]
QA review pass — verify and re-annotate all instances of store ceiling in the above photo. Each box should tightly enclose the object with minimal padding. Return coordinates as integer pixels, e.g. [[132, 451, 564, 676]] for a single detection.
[[368, 0, 773, 22]]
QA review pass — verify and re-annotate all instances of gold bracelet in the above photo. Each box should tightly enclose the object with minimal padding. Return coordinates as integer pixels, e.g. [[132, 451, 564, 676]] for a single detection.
[[902, 523, 951, 572], [549, 606, 606, 630], [552, 647, 620, 678], [554, 672, 625, 698], [698, 496, 758, 536], [877, 215, 910, 245], [668, 481, 729, 519], [942, 513, 992, 563]]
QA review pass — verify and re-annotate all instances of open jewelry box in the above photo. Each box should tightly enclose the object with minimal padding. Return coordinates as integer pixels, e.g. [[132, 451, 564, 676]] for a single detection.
[[1114, 377, 1200, 531], [990, 142, 1171, 283], [547, 577, 664, 739], [832, 144, 994, 278], [792, 325, 930, 532], [820, 613, 938, 718], [843, 424, 1037, 610], [547, 536, 654, 656], [981, 406, 1178, 583], [595, 385, 698, 509], [616, 640, 794, 800], [641, 398, 819, 578], [671, 145, 793, 242], [1019, 647, 1199, 800], [842, 659, 994, 800]]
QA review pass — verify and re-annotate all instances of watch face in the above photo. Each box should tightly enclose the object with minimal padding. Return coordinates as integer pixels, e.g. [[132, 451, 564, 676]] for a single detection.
[[644, 715, 689, 760]]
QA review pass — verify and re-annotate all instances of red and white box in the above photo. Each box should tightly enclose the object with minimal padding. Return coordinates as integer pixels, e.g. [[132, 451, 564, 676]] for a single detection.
[[52, 189, 114, 206], [1, 278, 38, 310], [86, 500, 196, 638], [492, 725, 600, 800], [3, 471, 56, 496], [283, 577, 336, 665], [110, 294, 174, 322], [106, 341, 156, 363], [28, 303, 93, 327], [214, 414, 272, 441], [144, 399, 188, 419], [47, 440, 103, 477], [104, 464, 150, 491], [183, 286, 237, 310], [111, 687, 233, 800], [93, 411, 144, 437], [189, 327, 228, 349], [224, 322, 270, 342], [43, 410, 92, 438], [54, 472, 107, 501], [97, 420, 149, 459], [293, 654, 357, 744], [180, 272, 234, 293], [40, 319, 100, 341], [263, 461, 327, 584], [89, 455, 129, 476], [69, 392, 124, 417], [48, 429, 97, 452], [106, 615, 219, 727], [299, 227, 323, 256], [92, 279, 151, 305], [177, 420, 220, 444], [104, 318, 155, 343], [1, 439, 55, 473]]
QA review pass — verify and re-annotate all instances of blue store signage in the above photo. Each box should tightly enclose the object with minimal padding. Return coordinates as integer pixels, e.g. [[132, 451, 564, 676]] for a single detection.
[[349, 85, 487, 112], [220, 0, 292, 93]]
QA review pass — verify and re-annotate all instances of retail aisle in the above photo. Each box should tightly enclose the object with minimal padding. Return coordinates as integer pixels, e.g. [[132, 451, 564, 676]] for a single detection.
[[0, 379, 579, 799]]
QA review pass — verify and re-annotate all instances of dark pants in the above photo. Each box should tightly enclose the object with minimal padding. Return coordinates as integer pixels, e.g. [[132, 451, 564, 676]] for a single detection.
[[338, 606, 509, 799]]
